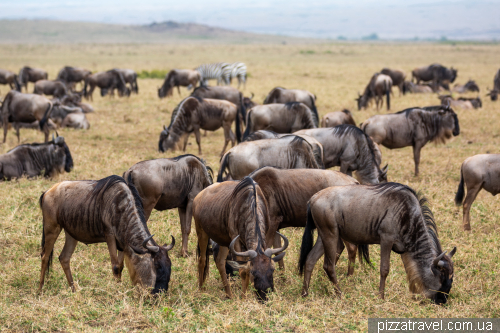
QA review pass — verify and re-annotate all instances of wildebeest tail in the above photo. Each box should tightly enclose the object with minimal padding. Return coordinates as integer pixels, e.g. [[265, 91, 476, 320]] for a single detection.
[[83, 78, 88, 98], [235, 97, 242, 143], [39, 191, 54, 276], [239, 92, 246, 125], [455, 166, 465, 206], [386, 83, 391, 110], [358, 244, 372, 267], [309, 95, 319, 127], [298, 204, 317, 275], [217, 152, 230, 182], [242, 109, 253, 140], [39, 102, 53, 131]]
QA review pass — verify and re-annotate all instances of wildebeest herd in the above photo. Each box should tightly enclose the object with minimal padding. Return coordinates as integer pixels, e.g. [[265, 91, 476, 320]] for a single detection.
[[1, 61, 499, 305]]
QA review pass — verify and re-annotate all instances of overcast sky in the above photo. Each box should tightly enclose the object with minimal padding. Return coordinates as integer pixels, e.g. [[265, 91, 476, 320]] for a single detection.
[[2, 0, 499, 39]]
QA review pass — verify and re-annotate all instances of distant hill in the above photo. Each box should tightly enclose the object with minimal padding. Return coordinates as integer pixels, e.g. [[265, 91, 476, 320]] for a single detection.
[[0, 19, 315, 44]]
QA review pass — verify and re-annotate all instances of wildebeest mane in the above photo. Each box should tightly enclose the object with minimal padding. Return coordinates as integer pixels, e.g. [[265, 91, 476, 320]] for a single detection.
[[172, 153, 214, 185]]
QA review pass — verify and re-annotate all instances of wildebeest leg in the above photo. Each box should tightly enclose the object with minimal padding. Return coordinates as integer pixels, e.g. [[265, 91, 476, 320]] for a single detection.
[[59, 231, 79, 291], [273, 233, 285, 270], [344, 241, 358, 276], [117, 250, 125, 278], [195, 223, 210, 289], [105, 234, 122, 280], [319, 229, 342, 296], [462, 183, 483, 231], [339, 162, 350, 175], [412, 144, 423, 176], [15, 126, 20, 143], [3, 117, 8, 143], [182, 133, 190, 151], [203, 130, 207, 137], [193, 127, 202, 155], [38, 225, 62, 293], [215, 246, 233, 298], [301, 236, 325, 297], [220, 122, 234, 157], [178, 206, 191, 257], [177, 86, 181, 96], [378, 239, 393, 299], [43, 123, 50, 143]]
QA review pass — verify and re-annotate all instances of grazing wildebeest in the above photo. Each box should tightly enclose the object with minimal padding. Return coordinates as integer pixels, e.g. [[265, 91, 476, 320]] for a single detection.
[[0, 135, 73, 180], [84, 69, 130, 101], [412, 64, 457, 90], [123, 154, 213, 257], [294, 126, 388, 184], [33, 80, 68, 98], [381, 68, 406, 95], [452, 80, 480, 93], [38, 175, 175, 293], [438, 95, 482, 109], [357, 73, 392, 111], [299, 183, 456, 303], [242, 102, 316, 140], [0, 69, 20, 91], [56, 66, 92, 90], [18, 66, 48, 91], [115, 69, 139, 94], [249, 167, 359, 271], [403, 81, 437, 94], [49, 104, 90, 129], [53, 94, 94, 114], [217, 135, 322, 182], [320, 110, 356, 128], [1, 90, 54, 143], [263, 87, 318, 126], [190, 86, 246, 127], [486, 69, 500, 101], [158, 69, 201, 98], [242, 93, 258, 111], [158, 97, 239, 157], [361, 105, 460, 176], [455, 154, 500, 231], [193, 177, 288, 300]]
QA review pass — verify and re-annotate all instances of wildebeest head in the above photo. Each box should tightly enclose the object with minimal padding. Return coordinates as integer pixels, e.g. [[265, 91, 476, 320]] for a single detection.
[[242, 93, 257, 110], [356, 92, 369, 110], [227, 232, 288, 301], [438, 107, 460, 138], [158, 125, 171, 152], [450, 68, 458, 83], [125, 234, 175, 294], [52, 134, 74, 173], [487, 89, 498, 101], [428, 247, 456, 304]]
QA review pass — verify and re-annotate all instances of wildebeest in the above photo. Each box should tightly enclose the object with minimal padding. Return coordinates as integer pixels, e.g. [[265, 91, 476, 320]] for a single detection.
[[50, 104, 90, 130], [193, 177, 288, 300], [320, 110, 355, 127], [294, 125, 388, 184], [403, 81, 436, 94], [38, 175, 175, 293], [123, 154, 213, 257], [158, 97, 239, 157], [217, 135, 322, 182], [158, 69, 201, 98], [299, 183, 456, 304], [0, 69, 20, 91], [18, 66, 48, 91], [33, 80, 68, 98], [242, 102, 317, 140], [487, 69, 500, 101], [0, 135, 73, 180], [455, 154, 500, 231], [53, 94, 94, 114], [263, 87, 318, 126], [438, 95, 482, 109], [412, 64, 457, 90], [190, 86, 246, 126], [381, 68, 406, 95], [1, 90, 54, 143], [115, 69, 139, 94], [84, 69, 130, 101], [56, 66, 92, 90], [361, 105, 460, 176], [357, 73, 392, 111], [452, 80, 480, 93], [249, 167, 359, 270]]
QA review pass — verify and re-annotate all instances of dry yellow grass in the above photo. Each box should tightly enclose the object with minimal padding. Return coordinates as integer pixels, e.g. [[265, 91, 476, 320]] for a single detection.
[[0, 42, 499, 332]]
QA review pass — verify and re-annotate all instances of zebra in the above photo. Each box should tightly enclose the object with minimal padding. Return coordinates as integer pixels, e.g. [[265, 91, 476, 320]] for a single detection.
[[195, 62, 231, 87], [228, 62, 247, 89]]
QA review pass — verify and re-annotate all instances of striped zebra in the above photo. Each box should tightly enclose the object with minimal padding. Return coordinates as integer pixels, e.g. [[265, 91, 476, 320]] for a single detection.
[[195, 62, 231, 87], [228, 62, 247, 89]]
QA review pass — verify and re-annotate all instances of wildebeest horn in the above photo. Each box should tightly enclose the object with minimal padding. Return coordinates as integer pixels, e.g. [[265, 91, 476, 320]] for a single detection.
[[433, 251, 447, 267], [56, 131, 59, 137], [229, 235, 257, 259], [162, 235, 175, 251], [143, 234, 159, 253], [449, 247, 457, 258], [250, 92, 254, 100], [52, 133, 55, 141], [264, 232, 289, 257]]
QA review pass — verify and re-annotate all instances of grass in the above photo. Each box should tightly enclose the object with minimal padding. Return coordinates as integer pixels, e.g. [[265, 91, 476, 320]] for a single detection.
[[0, 42, 500, 332]]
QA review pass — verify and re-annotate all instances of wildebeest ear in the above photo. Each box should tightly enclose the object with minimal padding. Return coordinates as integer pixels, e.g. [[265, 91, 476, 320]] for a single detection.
[[382, 164, 389, 172], [449, 247, 457, 258], [272, 252, 286, 262], [227, 260, 248, 270]]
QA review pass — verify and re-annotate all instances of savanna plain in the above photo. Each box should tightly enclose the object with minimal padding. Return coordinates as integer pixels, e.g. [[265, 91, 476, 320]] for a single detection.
[[0, 42, 499, 332]]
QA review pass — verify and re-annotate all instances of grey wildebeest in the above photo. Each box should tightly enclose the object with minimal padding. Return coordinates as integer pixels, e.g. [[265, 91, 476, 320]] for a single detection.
[[56, 66, 92, 90], [455, 154, 500, 231], [438, 95, 482, 109], [403, 81, 437, 94], [84, 69, 130, 101], [242, 102, 317, 140], [381, 68, 406, 95], [0, 69, 20, 91], [357, 73, 392, 111], [361, 105, 460, 176], [320, 110, 356, 128], [412, 64, 457, 90], [123, 154, 213, 257], [299, 183, 456, 304], [158, 69, 200, 98], [49, 103, 90, 130], [263, 87, 318, 126], [115, 69, 139, 94], [295, 125, 388, 184], [190, 86, 246, 127], [33, 80, 68, 98], [1, 90, 54, 143], [0, 135, 73, 180], [193, 177, 288, 300], [249, 167, 359, 271], [486, 69, 500, 101], [158, 97, 239, 157], [217, 135, 322, 182], [18, 66, 48, 92], [452, 80, 480, 93], [38, 175, 175, 294]]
